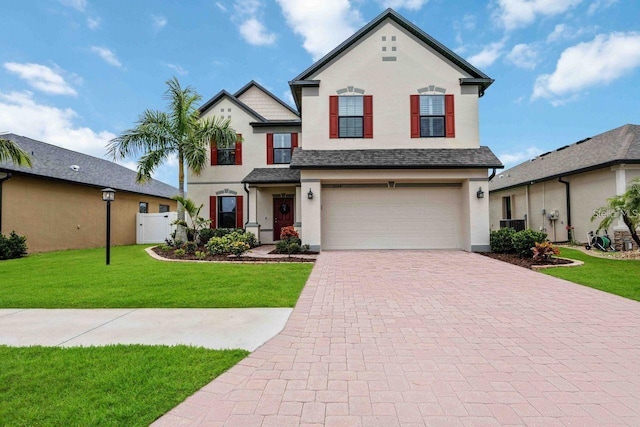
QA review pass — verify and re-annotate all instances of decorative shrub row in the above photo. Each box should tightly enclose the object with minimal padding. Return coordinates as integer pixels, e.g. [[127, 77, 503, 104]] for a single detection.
[[490, 228, 548, 258], [0, 231, 28, 260], [205, 230, 257, 257]]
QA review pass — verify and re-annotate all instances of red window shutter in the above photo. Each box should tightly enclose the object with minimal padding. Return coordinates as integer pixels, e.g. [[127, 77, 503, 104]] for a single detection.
[[235, 195, 243, 228], [209, 196, 217, 229], [410, 95, 420, 138], [445, 94, 455, 138], [291, 132, 298, 148], [266, 133, 274, 164], [235, 134, 242, 165], [329, 96, 339, 138], [210, 140, 218, 165], [363, 95, 373, 138]]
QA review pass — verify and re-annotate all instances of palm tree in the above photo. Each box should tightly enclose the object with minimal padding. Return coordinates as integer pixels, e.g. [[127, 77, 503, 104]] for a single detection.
[[592, 177, 640, 248], [107, 77, 237, 239], [0, 138, 32, 167]]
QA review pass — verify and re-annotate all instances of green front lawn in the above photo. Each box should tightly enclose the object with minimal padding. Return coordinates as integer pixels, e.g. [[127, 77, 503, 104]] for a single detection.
[[0, 345, 247, 426], [543, 248, 640, 302], [0, 245, 312, 308]]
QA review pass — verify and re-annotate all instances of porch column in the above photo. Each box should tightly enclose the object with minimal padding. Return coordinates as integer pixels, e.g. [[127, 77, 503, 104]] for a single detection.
[[245, 185, 260, 242], [466, 178, 490, 252], [300, 179, 321, 252], [294, 186, 302, 231]]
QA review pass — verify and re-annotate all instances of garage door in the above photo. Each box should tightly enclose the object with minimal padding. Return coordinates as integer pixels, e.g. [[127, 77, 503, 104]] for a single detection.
[[322, 186, 462, 250]]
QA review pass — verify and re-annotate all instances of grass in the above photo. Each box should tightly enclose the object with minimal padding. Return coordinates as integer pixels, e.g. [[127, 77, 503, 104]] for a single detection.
[[0, 345, 247, 426], [542, 247, 640, 302], [0, 245, 313, 308]]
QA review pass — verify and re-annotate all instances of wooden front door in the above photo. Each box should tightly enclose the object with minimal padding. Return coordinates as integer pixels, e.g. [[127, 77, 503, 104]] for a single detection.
[[273, 198, 294, 241]]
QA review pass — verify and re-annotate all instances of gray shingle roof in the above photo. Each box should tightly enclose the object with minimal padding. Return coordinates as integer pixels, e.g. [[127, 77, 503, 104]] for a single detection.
[[0, 134, 178, 198], [489, 124, 640, 192], [289, 147, 503, 169], [242, 168, 301, 184]]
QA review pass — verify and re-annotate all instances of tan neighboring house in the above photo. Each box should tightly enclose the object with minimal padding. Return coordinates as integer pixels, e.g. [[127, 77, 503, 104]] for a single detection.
[[190, 9, 503, 251], [489, 124, 640, 249], [0, 134, 178, 252]]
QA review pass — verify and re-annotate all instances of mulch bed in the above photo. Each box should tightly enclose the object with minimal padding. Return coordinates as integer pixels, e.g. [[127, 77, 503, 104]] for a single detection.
[[151, 247, 315, 263], [480, 252, 574, 269]]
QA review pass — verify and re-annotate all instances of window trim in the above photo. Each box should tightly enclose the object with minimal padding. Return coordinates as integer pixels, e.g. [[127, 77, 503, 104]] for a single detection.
[[419, 95, 446, 138], [329, 95, 373, 139], [410, 94, 455, 138], [267, 133, 298, 165]]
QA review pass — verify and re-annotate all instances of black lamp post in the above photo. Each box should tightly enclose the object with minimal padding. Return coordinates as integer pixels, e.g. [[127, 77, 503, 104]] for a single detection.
[[101, 188, 116, 265]]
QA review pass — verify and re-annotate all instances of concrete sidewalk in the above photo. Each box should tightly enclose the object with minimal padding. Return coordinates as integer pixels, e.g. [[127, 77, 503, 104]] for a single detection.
[[0, 308, 292, 351]]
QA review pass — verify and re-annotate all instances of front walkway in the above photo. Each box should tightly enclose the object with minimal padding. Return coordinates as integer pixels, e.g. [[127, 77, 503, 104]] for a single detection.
[[0, 308, 291, 351], [154, 251, 640, 426]]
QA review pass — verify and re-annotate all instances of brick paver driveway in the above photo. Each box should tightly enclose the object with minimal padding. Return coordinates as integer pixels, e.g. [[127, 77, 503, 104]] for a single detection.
[[155, 251, 640, 426]]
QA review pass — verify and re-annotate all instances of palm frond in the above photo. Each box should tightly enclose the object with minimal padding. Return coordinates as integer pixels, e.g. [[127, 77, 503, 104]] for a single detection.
[[198, 116, 237, 148], [135, 148, 169, 183], [107, 110, 173, 160], [0, 138, 33, 167]]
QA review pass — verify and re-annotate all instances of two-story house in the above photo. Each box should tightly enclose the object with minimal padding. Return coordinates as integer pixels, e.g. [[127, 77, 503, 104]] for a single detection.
[[189, 8, 503, 251]]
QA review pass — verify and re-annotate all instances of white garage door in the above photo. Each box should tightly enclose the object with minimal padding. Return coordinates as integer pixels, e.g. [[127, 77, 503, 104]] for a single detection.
[[322, 186, 462, 250]]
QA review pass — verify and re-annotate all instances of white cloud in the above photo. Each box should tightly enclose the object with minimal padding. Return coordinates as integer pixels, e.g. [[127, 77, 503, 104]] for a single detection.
[[547, 23, 597, 42], [377, 0, 428, 10], [216, 2, 228, 12], [0, 90, 115, 159], [588, 0, 618, 14], [547, 24, 568, 42], [506, 43, 539, 69], [276, 0, 364, 60], [3, 62, 77, 96], [493, 0, 582, 31], [239, 18, 277, 46], [533, 32, 640, 102], [162, 62, 188, 76], [152, 14, 167, 30], [90, 46, 123, 68], [499, 147, 543, 166], [59, 0, 86, 12], [86, 16, 100, 29], [467, 40, 506, 68]]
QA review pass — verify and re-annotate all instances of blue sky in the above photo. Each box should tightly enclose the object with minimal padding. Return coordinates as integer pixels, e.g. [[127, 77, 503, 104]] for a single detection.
[[1, 0, 639, 187]]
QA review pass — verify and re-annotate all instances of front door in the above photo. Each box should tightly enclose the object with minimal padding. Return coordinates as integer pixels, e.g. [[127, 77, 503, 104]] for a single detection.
[[273, 198, 294, 241]]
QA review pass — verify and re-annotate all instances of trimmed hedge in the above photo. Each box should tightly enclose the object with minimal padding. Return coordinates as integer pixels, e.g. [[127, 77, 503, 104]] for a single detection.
[[490, 228, 548, 258]]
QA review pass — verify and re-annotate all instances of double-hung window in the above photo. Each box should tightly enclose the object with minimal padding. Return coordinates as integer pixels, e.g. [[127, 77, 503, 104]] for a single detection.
[[419, 95, 445, 137], [339, 96, 364, 138], [266, 133, 298, 164], [211, 134, 242, 165], [329, 95, 373, 138], [218, 196, 236, 228]]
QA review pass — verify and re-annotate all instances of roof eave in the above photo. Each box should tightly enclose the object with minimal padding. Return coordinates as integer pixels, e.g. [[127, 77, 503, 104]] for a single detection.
[[198, 90, 267, 122], [459, 78, 495, 97], [288, 80, 321, 112], [235, 80, 300, 117], [249, 121, 302, 128], [290, 164, 504, 170]]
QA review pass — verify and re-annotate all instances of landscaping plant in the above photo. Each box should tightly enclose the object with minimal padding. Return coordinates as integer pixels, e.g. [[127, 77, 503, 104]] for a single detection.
[[489, 227, 516, 253], [532, 241, 560, 261], [276, 226, 302, 257], [511, 229, 548, 258], [0, 231, 28, 260], [171, 196, 211, 243], [591, 177, 640, 248]]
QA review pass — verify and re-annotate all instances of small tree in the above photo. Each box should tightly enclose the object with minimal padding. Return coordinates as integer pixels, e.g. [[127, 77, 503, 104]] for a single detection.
[[592, 178, 640, 248], [171, 196, 210, 243]]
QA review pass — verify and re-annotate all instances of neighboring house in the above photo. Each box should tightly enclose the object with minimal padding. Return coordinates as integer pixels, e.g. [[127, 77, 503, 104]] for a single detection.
[[489, 124, 640, 249], [0, 134, 178, 252], [190, 8, 502, 251]]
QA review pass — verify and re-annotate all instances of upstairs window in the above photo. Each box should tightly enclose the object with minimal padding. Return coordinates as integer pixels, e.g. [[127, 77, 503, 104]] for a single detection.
[[329, 95, 373, 139], [410, 94, 455, 138], [339, 96, 364, 138], [267, 133, 298, 164], [210, 134, 242, 166], [420, 95, 445, 137]]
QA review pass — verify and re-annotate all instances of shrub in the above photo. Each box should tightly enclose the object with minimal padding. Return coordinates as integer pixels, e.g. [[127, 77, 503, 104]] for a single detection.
[[194, 250, 207, 260], [512, 229, 548, 258], [229, 241, 250, 257], [183, 241, 197, 254], [174, 248, 186, 257], [532, 241, 560, 261], [0, 231, 28, 260], [212, 228, 235, 238], [197, 228, 215, 244], [159, 244, 173, 251], [280, 226, 299, 240], [490, 228, 516, 253], [205, 231, 257, 255]]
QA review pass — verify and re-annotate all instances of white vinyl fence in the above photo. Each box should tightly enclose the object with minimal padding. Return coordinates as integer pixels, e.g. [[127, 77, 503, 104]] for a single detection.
[[136, 212, 177, 244]]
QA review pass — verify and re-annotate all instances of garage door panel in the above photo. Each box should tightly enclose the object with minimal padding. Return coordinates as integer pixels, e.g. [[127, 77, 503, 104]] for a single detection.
[[322, 187, 461, 250]]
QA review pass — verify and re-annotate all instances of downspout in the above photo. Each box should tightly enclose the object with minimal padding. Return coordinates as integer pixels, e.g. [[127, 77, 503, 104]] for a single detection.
[[558, 177, 571, 240], [243, 183, 250, 227], [488, 168, 497, 181], [0, 172, 12, 233]]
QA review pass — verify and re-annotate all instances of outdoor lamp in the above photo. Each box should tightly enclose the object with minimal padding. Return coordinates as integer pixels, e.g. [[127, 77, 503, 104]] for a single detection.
[[308, 188, 314, 199], [101, 188, 116, 265], [476, 187, 485, 199]]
